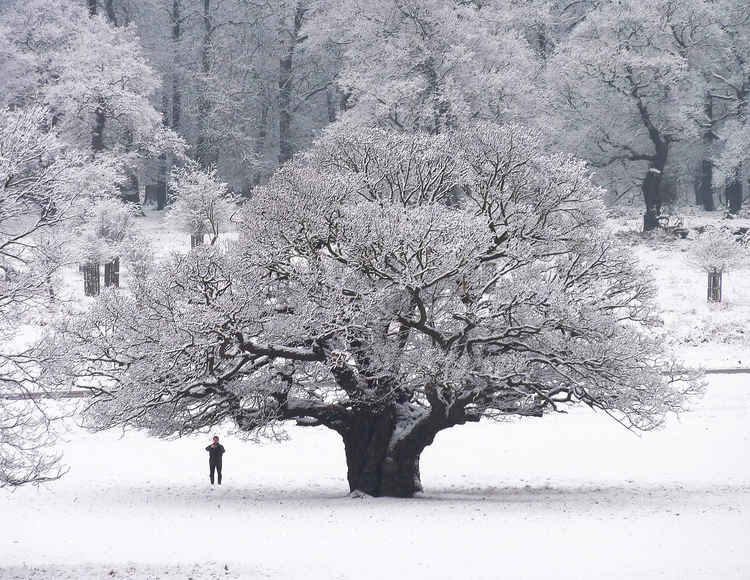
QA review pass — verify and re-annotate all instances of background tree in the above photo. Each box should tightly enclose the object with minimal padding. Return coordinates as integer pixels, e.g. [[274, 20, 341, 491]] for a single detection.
[[0, 0, 181, 201], [328, 0, 539, 133], [167, 163, 237, 247], [707, 1, 750, 214], [78, 199, 134, 294], [548, 0, 709, 229], [0, 0, 181, 485], [69, 123, 699, 497], [689, 227, 748, 302]]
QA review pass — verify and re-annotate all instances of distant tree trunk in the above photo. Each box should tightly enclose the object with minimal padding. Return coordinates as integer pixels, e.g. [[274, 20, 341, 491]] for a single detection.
[[92, 100, 106, 154], [326, 85, 338, 123], [191, 230, 204, 248], [156, 181, 167, 210], [693, 170, 701, 206], [104, 0, 118, 25], [700, 160, 714, 211], [171, 0, 182, 133], [707, 268, 722, 302], [278, 30, 293, 163], [196, 0, 216, 168], [87, 2, 108, 155], [154, 0, 181, 209], [422, 57, 451, 134], [118, 165, 140, 205], [642, 157, 667, 232], [104, 258, 120, 288], [83, 262, 101, 296], [726, 82, 746, 215], [278, 2, 307, 165], [726, 168, 743, 214], [157, 91, 169, 210], [701, 93, 714, 211], [254, 99, 269, 185], [633, 87, 669, 232]]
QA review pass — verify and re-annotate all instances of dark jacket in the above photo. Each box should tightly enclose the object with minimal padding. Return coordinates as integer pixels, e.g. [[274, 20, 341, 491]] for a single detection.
[[205, 443, 225, 463]]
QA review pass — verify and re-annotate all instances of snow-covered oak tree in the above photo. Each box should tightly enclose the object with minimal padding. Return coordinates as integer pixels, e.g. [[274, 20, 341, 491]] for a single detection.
[[70, 123, 699, 497], [168, 163, 237, 247]]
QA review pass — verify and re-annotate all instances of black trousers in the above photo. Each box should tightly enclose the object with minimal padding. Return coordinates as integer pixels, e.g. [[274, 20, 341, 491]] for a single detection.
[[209, 460, 222, 484]]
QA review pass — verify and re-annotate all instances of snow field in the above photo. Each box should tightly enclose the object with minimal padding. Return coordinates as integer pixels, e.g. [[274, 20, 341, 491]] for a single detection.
[[1, 374, 748, 579]]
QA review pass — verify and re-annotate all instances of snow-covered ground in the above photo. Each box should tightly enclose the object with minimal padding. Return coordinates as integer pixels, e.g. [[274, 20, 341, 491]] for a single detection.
[[1, 372, 748, 580], [2, 209, 750, 579]]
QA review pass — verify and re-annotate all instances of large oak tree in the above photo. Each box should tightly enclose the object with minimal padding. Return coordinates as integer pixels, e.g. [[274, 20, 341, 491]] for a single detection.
[[69, 123, 698, 497]]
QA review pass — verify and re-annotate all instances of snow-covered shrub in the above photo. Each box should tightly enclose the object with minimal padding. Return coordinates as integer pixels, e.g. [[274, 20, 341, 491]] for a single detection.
[[689, 228, 746, 274], [688, 227, 748, 303], [122, 233, 154, 282], [77, 198, 133, 263], [168, 163, 236, 246]]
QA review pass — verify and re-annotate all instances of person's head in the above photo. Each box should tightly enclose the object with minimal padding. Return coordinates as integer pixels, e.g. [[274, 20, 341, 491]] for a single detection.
[[213, 435, 219, 443]]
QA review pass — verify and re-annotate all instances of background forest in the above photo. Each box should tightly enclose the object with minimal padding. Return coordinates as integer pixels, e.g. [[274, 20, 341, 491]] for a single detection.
[[5, 0, 750, 216]]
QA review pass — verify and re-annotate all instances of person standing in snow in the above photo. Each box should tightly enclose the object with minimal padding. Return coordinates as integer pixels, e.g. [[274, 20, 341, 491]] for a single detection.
[[205, 435, 225, 485]]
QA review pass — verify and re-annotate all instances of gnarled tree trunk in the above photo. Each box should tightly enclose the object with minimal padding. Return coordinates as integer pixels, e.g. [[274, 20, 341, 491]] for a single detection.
[[340, 400, 458, 498], [341, 409, 426, 498]]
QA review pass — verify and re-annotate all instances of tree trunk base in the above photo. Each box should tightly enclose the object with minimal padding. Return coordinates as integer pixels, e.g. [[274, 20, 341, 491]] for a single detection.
[[707, 269, 722, 302], [342, 410, 425, 498], [104, 257, 120, 288], [642, 212, 660, 232]]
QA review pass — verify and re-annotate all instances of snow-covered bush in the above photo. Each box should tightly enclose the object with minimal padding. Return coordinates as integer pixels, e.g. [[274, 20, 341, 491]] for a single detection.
[[168, 163, 236, 246], [81, 198, 133, 262], [121, 233, 155, 282], [689, 228, 747, 274], [688, 227, 748, 303]]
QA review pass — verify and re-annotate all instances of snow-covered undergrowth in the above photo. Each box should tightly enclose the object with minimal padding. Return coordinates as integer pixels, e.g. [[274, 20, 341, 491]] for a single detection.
[[2, 209, 749, 580]]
